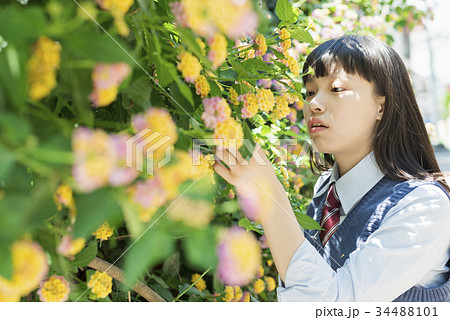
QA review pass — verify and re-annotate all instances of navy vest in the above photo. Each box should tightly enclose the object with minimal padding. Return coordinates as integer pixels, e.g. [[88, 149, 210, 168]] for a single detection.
[[304, 174, 450, 302]]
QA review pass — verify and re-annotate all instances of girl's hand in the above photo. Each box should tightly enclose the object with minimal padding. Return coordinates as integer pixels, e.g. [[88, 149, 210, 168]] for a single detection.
[[212, 143, 281, 195]]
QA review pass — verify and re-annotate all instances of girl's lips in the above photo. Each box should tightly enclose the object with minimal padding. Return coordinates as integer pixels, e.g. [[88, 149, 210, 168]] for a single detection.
[[309, 126, 328, 134]]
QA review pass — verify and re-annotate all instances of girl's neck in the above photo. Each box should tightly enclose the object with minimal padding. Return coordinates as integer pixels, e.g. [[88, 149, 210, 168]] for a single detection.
[[334, 147, 373, 177]]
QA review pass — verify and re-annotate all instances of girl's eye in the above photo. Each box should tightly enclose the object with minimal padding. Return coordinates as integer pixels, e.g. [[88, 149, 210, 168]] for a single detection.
[[331, 87, 345, 93], [306, 91, 315, 97]]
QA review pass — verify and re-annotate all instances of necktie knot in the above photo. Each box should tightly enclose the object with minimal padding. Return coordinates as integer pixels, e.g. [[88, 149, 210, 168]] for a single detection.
[[319, 182, 341, 246]]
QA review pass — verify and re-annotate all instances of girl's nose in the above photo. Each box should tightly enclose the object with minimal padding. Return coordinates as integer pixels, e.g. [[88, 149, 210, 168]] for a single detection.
[[308, 97, 326, 114]]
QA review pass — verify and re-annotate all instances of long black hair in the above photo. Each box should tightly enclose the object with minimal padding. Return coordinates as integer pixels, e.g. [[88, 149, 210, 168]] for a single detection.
[[302, 34, 450, 193]]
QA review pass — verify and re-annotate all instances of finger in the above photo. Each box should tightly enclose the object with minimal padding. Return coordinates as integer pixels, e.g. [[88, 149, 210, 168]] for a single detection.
[[212, 161, 234, 185], [214, 146, 239, 167], [252, 143, 270, 165]]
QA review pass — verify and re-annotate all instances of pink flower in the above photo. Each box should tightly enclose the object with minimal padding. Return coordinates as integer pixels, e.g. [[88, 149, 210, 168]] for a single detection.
[[216, 226, 261, 286], [201, 97, 231, 129], [132, 177, 169, 210], [170, 1, 189, 28], [89, 62, 131, 107], [108, 133, 139, 187]]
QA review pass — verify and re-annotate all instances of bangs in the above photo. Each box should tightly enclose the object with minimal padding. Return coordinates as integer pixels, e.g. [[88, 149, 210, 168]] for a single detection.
[[302, 35, 383, 84]]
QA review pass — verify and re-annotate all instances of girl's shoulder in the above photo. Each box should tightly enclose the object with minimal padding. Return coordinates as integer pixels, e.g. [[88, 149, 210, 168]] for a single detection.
[[391, 178, 450, 201]]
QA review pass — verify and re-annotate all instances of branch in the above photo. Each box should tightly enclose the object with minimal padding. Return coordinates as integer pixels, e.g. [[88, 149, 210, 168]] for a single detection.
[[88, 257, 166, 302]]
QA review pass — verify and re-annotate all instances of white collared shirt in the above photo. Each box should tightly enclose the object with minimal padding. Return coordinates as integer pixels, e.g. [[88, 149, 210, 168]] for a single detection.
[[277, 151, 450, 301]]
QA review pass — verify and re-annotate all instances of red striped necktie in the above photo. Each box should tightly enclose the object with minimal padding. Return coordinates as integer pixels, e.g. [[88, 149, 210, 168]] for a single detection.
[[319, 182, 341, 247]]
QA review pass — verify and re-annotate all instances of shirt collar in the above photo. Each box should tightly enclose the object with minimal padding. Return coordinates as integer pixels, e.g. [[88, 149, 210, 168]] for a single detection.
[[322, 151, 385, 215]]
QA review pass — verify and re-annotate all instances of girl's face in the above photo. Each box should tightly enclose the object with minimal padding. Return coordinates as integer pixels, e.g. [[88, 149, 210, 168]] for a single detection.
[[303, 69, 385, 164]]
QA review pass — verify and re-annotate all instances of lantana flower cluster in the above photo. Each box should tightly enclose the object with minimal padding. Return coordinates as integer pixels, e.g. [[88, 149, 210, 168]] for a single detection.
[[216, 226, 261, 286], [95, 0, 134, 36], [89, 62, 132, 107], [170, 0, 258, 39], [27, 36, 61, 101], [87, 271, 112, 299], [0, 240, 48, 302], [72, 127, 139, 193], [37, 275, 71, 302], [92, 222, 114, 241]]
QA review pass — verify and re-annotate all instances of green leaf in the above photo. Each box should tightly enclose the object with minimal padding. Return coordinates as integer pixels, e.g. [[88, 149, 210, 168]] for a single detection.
[[63, 27, 134, 64], [70, 241, 98, 268], [149, 284, 172, 301], [238, 218, 264, 235], [175, 79, 194, 107], [242, 58, 273, 73], [156, 58, 176, 87], [240, 120, 255, 159], [275, 0, 299, 24], [0, 245, 12, 279], [0, 144, 15, 179], [0, 111, 31, 144], [270, 47, 286, 61], [208, 80, 221, 97], [289, 27, 314, 46], [177, 283, 205, 298], [73, 188, 123, 239], [124, 228, 174, 286], [182, 227, 218, 270], [0, 6, 46, 43], [229, 60, 249, 80], [260, 125, 272, 136], [0, 45, 27, 111], [178, 176, 217, 201], [124, 77, 152, 108], [162, 252, 180, 278], [297, 213, 323, 231]]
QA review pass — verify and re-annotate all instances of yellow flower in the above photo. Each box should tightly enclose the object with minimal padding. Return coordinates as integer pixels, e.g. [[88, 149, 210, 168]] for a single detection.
[[266, 259, 273, 267], [131, 108, 178, 164], [278, 27, 291, 52], [177, 51, 202, 83], [53, 184, 77, 218], [287, 54, 300, 76], [223, 285, 234, 302], [256, 265, 264, 278], [208, 33, 227, 70], [240, 92, 259, 119], [293, 176, 304, 193], [254, 33, 267, 57], [264, 276, 276, 292], [233, 286, 243, 301], [167, 197, 213, 228], [256, 89, 275, 113], [57, 236, 86, 258], [195, 75, 210, 98], [229, 88, 239, 105], [0, 240, 48, 302], [195, 37, 206, 55], [191, 273, 207, 292], [241, 291, 250, 302], [213, 118, 244, 152], [38, 275, 71, 302], [27, 36, 61, 101], [253, 278, 265, 294], [96, 0, 134, 36], [272, 95, 290, 120], [89, 62, 131, 107], [92, 222, 114, 241], [87, 271, 112, 299]]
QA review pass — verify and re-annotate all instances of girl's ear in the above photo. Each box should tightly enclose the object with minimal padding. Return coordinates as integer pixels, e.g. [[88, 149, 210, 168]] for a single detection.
[[376, 97, 386, 121]]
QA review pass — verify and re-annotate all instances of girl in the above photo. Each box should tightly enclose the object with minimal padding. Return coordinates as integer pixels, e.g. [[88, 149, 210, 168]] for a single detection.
[[213, 35, 450, 302]]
